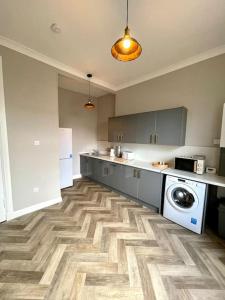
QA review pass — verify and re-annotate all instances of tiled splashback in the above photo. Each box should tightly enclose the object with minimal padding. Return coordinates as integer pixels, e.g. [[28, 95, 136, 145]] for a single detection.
[[97, 141, 220, 169]]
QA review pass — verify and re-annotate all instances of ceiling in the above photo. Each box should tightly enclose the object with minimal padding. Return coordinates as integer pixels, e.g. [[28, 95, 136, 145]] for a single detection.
[[58, 75, 109, 97], [0, 0, 225, 91]]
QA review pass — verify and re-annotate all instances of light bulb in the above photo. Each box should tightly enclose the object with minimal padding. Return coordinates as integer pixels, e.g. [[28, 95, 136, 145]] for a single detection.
[[123, 38, 131, 49]]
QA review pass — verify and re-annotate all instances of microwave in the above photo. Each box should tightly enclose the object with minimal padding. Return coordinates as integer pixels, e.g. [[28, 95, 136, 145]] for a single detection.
[[175, 156, 206, 174]]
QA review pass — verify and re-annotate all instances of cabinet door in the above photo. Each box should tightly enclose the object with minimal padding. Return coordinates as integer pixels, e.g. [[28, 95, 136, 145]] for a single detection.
[[80, 156, 93, 177], [138, 170, 162, 209], [121, 114, 137, 143], [121, 166, 138, 198], [155, 107, 187, 146], [108, 116, 124, 142], [136, 112, 156, 144], [107, 163, 124, 191], [93, 159, 104, 182]]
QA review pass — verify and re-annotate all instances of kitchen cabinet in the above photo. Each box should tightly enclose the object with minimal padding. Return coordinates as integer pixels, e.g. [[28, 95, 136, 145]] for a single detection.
[[121, 166, 139, 198], [80, 155, 162, 209], [138, 169, 162, 209], [92, 159, 107, 183], [155, 107, 187, 146], [108, 107, 187, 146], [136, 111, 156, 144], [108, 116, 124, 142], [108, 115, 137, 143], [80, 156, 93, 177], [107, 163, 123, 190]]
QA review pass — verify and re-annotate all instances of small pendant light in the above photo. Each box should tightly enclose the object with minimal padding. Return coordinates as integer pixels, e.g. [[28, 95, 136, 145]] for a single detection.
[[111, 0, 142, 62], [84, 74, 95, 110]]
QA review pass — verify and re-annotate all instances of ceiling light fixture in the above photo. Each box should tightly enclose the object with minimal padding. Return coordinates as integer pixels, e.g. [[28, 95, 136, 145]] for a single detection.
[[50, 23, 61, 33], [84, 74, 95, 110], [111, 0, 142, 62]]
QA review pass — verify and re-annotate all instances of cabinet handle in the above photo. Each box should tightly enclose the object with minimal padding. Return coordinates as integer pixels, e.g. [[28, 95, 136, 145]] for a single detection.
[[133, 169, 137, 177], [154, 134, 157, 144], [150, 134, 152, 144]]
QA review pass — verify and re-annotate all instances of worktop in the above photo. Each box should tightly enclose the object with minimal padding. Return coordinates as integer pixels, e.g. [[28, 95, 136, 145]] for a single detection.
[[80, 153, 163, 173], [162, 168, 225, 188], [80, 153, 225, 188]]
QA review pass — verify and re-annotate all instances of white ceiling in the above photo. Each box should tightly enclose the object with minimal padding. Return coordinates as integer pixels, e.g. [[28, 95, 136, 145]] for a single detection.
[[58, 75, 109, 97], [0, 0, 225, 91]]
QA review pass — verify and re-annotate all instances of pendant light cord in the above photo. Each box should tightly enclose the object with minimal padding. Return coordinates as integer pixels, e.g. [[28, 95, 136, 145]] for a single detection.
[[126, 0, 129, 27]]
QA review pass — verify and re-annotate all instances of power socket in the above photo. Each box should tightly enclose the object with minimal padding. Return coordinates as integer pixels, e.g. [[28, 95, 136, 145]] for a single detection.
[[33, 187, 39, 193]]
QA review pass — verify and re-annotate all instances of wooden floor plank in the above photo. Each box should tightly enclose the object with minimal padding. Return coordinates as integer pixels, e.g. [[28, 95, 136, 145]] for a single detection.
[[0, 178, 224, 299]]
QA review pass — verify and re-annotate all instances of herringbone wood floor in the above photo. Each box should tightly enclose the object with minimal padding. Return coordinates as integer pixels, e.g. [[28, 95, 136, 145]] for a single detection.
[[0, 179, 225, 300]]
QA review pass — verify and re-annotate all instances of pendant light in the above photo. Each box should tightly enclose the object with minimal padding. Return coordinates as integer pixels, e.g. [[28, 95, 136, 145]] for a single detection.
[[84, 74, 95, 110], [111, 0, 142, 62]]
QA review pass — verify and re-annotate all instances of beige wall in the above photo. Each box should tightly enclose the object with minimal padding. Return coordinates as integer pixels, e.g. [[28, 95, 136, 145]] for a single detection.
[[58, 88, 98, 176], [116, 54, 225, 147], [97, 94, 115, 141], [0, 46, 61, 211]]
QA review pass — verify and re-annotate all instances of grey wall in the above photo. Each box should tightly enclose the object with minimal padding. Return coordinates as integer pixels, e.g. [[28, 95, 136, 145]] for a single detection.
[[116, 54, 225, 147], [58, 88, 98, 176], [0, 46, 61, 211], [97, 94, 115, 141]]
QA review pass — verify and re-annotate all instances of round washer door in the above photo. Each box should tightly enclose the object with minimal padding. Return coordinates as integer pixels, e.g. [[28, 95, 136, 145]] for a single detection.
[[166, 183, 199, 212]]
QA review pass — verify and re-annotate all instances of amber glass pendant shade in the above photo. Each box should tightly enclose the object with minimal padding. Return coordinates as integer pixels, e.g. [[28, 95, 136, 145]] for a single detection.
[[111, 0, 142, 62], [84, 74, 95, 110], [111, 26, 142, 62], [84, 100, 95, 110]]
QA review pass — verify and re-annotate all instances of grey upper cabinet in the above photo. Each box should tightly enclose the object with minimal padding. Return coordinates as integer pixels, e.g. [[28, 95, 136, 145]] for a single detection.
[[136, 111, 156, 144], [108, 107, 187, 146], [121, 114, 137, 143], [138, 169, 162, 209], [155, 107, 187, 146], [108, 116, 124, 142]]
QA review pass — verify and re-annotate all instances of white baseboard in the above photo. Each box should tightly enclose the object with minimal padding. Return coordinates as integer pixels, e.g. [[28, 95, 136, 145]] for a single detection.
[[6, 197, 62, 221], [73, 174, 82, 179]]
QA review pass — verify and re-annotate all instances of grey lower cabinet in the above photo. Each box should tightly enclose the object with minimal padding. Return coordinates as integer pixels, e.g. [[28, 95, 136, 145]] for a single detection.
[[108, 106, 187, 146], [121, 166, 139, 198], [138, 169, 162, 208], [80, 156, 93, 177], [80, 156, 162, 209]]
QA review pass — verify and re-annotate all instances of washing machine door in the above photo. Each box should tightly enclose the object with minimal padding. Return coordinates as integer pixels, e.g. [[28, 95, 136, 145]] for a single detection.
[[167, 183, 199, 212]]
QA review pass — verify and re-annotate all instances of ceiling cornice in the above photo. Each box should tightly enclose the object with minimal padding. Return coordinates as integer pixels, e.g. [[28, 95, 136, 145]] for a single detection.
[[0, 35, 225, 93], [115, 44, 225, 91], [0, 35, 116, 92]]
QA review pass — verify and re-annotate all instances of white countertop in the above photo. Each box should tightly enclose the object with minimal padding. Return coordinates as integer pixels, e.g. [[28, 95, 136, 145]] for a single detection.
[[162, 168, 225, 188], [80, 153, 225, 188], [80, 153, 163, 173]]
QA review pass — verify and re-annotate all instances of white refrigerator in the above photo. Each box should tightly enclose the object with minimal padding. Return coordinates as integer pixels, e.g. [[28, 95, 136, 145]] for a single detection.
[[59, 128, 73, 189]]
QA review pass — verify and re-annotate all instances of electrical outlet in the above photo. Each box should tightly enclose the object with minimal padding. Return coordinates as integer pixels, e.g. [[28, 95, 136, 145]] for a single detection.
[[33, 187, 39, 193], [34, 140, 40, 146], [213, 138, 220, 145]]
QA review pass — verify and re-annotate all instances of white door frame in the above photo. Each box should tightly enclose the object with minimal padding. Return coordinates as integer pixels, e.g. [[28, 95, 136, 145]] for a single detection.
[[0, 56, 13, 221]]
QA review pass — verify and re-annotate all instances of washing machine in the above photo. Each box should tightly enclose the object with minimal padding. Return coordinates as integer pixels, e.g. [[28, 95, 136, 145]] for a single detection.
[[163, 175, 207, 234]]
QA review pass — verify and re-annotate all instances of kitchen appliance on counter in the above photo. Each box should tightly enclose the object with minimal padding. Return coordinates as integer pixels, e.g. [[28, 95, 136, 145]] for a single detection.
[[163, 175, 207, 234], [115, 145, 122, 158], [175, 155, 205, 175], [122, 151, 134, 160]]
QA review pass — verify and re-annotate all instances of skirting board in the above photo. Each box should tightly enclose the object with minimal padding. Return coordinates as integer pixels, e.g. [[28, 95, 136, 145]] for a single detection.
[[73, 174, 82, 180], [7, 197, 62, 221]]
